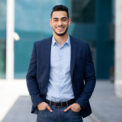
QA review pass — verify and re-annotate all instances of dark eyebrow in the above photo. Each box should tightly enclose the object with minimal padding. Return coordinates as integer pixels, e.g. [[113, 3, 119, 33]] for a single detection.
[[53, 17, 58, 20], [62, 17, 68, 19]]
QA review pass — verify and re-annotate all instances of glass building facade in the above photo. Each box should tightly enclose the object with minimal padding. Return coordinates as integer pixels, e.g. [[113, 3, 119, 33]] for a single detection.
[[14, 0, 97, 79], [0, 0, 114, 80], [0, 0, 6, 79]]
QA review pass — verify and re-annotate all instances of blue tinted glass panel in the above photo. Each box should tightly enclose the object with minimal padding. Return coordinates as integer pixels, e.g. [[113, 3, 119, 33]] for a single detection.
[[15, 0, 96, 78], [0, 0, 6, 79]]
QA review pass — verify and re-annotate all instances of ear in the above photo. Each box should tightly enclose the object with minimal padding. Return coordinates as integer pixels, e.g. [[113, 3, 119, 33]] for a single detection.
[[49, 19, 52, 27], [68, 18, 71, 26]]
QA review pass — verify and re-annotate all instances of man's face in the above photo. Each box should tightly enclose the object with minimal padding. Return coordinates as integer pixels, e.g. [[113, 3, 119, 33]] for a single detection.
[[50, 11, 71, 36]]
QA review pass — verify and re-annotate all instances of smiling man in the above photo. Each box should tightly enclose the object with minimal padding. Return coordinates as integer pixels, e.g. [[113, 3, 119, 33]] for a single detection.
[[26, 5, 96, 122]]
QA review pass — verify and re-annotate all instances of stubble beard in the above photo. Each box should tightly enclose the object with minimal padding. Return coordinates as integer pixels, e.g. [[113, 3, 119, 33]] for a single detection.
[[54, 27, 68, 36]]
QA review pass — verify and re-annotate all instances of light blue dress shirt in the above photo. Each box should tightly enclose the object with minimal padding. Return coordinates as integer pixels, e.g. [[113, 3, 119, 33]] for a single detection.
[[46, 35, 74, 102]]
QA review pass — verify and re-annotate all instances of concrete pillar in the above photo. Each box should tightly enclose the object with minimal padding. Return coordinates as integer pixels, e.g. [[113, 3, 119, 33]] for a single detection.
[[115, 0, 122, 97], [6, 0, 14, 79]]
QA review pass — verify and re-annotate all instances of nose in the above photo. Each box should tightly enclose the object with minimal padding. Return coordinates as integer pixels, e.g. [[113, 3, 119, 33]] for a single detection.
[[57, 20, 63, 26]]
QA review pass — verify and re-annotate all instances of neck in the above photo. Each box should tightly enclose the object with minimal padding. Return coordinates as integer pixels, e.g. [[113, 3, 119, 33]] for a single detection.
[[53, 32, 68, 46]]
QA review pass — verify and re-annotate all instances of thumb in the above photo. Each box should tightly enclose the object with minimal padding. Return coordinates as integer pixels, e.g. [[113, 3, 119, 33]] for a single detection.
[[46, 105, 53, 112], [64, 105, 72, 112]]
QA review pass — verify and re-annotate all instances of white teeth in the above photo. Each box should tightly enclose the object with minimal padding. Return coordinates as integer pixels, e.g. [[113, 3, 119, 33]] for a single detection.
[[57, 27, 63, 29]]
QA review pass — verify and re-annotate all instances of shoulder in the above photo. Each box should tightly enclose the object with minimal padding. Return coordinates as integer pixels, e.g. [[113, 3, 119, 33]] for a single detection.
[[70, 35, 89, 48], [34, 36, 52, 47]]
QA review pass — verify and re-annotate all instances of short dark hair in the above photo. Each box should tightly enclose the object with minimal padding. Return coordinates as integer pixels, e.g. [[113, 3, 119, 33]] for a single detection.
[[51, 5, 69, 18]]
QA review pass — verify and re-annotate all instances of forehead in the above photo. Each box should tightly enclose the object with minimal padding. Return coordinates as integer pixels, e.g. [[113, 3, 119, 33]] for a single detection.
[[51, 11, 68, 18]]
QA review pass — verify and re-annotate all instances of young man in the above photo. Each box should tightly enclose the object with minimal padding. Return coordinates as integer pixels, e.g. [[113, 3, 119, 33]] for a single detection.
[[26, 5, 96, 122]]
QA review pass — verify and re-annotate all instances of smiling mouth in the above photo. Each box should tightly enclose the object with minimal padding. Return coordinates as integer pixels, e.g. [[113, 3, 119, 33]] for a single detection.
[[57, 27, 65, 31]]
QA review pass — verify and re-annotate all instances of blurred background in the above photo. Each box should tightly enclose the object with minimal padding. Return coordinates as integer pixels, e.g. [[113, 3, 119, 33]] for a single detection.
[[0, 0, 122, 122], [0, 0, 115, 79]]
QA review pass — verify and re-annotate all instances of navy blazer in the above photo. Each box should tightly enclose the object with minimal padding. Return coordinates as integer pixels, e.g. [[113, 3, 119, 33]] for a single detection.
[[26, 35, 96, 118]]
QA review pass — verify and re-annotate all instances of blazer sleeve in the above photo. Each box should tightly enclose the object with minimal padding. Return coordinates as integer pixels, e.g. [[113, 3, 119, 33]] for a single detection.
[[26, 42, 43, 108], [76, 43, 96, 108]]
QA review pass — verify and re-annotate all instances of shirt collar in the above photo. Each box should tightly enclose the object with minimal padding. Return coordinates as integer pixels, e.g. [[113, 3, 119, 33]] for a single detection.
[[52, 35, 70, 47]]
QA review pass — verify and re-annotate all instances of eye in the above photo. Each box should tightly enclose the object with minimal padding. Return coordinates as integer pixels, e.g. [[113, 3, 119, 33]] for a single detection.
[[62, 17, 68, 21], [53, 18, 58, 22]]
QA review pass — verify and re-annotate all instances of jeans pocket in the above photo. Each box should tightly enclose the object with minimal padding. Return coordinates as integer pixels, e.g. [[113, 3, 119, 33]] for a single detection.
[[38, 108, 47, 112], [70, 109, 80, 114]]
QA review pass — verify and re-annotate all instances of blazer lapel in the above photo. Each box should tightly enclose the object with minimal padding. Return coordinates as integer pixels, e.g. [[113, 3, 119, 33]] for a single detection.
[[70, 36, 77, 78], [43, 37, 52, 76], [42, 35, 76, 80]]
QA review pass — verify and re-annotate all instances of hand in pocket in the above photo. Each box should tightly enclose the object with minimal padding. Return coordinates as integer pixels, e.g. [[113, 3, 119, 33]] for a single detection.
[[37, 102, 53, 112]]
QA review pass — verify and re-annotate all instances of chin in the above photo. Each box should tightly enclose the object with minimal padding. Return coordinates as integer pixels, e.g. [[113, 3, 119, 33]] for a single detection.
[[56, 32, 66, 36], [55, 30, 67, 36], [54, 28, 68, 36]]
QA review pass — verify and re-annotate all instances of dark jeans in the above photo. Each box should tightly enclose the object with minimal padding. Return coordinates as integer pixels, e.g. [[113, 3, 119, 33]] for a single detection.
[[36, 105, 83, 122]]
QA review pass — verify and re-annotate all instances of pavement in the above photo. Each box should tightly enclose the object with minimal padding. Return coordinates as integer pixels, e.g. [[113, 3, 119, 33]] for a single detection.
[[0, 80, 122, 122]]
